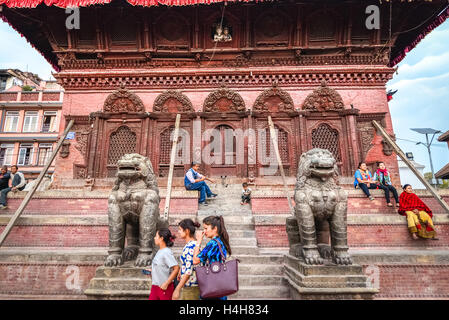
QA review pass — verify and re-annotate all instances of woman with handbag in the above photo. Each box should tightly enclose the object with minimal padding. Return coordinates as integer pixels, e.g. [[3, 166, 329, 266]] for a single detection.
[[172, 219, 201, 300], [192, 215, 233, 300]]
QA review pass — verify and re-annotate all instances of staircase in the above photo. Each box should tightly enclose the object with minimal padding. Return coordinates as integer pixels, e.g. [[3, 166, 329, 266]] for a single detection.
[[197, 183, 290, 299]]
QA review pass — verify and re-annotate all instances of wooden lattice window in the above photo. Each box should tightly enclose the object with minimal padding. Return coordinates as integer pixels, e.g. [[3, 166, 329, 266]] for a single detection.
[[311, 124, 341, 161], [262, 126, 289, 164], [309, 12, 336, 42], [107, 126, 137, 165]]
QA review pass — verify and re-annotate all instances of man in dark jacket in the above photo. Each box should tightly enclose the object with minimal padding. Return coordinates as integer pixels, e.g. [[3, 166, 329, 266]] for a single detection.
[[0, 166, 11, 192], [0, 165, 26, 209]]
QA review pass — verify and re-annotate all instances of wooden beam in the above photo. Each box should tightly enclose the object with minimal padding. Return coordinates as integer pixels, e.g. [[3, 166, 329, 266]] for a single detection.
[[163, 114, 181, 221], [372, 120, 449, 214], [268, 116, 294, 214], [0, 120, 75, 247]]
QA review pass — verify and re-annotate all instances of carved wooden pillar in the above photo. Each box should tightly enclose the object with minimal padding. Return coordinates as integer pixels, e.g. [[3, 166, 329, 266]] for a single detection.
[[345, 110, 361, 174], [194, 7, 199, 48], [295, 4, 302, 47], [143, 20, 150, 50]]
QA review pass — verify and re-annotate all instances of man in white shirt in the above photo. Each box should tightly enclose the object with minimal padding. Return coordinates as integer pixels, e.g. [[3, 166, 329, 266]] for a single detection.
[[184, 162, 217, 206]]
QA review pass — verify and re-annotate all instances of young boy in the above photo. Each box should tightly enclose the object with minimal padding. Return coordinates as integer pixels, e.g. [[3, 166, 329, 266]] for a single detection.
[[241, 182, 251, 205]]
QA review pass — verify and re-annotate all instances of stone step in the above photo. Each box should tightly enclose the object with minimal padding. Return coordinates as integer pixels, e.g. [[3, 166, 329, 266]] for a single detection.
[[230, 238, 257, 246], [0, 248, 285, 266], [238, 275, 287, 287], [229, 285, 290, 299], [90, 273, 285, 289], [196, 215, 254, 224], [226, 223, 255, 231], [227, 229, 256, 238], [88, 277, 151, 291], [238, 264, 283, 276]]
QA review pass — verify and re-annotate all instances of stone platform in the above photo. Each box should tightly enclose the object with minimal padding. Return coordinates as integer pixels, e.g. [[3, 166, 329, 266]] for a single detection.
[[0, 184, 448, 299], [283, 254, 378, 300], [84, 262, 151, 300]]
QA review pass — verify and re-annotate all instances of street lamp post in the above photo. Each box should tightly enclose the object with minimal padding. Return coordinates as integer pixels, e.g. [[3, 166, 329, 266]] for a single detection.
[[411, 128, 442, 186]]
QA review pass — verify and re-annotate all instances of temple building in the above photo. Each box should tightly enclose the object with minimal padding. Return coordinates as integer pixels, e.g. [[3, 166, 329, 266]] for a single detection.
[[2, 0, 448, 187], [1, 0, 449, 300]]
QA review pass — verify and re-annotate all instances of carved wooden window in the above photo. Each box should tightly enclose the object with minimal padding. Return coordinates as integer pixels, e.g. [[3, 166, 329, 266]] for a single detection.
[[159, 126, 186, 177], [159, 127, 174, 165], [312, 124, 341, 162], [107, 126, 137, 165], [351, 8, 371, 44], [110, 15, 137, 46], [210, 125, 236, 166], [76, 8, 96, 47], [309, 12, 336, 42], [261, 126, 289, 165]]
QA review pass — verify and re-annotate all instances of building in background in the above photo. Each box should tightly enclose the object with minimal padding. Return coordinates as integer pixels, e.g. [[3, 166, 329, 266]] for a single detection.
[[0, 71, 63, 178], [0, 69, 42, 91], [436, 129, 449, 180], [398, 153, 426, 189]]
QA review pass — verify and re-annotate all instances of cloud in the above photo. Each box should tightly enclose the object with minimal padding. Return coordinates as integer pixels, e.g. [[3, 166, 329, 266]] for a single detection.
[[395, 52, 449, 79]]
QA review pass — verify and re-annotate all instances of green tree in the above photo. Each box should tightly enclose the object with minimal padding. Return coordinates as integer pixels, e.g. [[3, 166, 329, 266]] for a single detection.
[[21, 85, 33, 92]]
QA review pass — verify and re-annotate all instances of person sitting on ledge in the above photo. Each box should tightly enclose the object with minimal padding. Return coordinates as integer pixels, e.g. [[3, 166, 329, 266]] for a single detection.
[[373, 161, 400, 208], [0, 165, 26, 210], [184, 162, 217, 206], [398, 184, 438, 240], [354, 162, 377, 201]]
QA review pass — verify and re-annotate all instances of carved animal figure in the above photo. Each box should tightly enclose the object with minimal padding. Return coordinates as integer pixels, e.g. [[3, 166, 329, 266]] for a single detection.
[[287, 148, 352, 265], [104, 153, 167, 267]]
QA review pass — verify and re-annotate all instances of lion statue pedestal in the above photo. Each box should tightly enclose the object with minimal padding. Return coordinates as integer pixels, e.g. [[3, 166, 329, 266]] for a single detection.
[[85, 154, 167, 299], [283, 148, 378, 299]]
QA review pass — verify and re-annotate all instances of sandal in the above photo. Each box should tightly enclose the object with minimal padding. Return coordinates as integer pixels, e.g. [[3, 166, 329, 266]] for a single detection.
[[387, 203, 393, 207]]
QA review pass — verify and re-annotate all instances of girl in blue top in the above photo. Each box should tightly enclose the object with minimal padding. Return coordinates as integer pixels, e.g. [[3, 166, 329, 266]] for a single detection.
[[354, 162, 377, 201], [192, 215, 231, 300]]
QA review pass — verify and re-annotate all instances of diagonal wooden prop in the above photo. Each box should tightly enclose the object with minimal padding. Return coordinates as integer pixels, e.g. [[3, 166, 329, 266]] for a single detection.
[[268, 116, 294, 214], [163, 114, 181, 222], [0, 119, 75, 247]]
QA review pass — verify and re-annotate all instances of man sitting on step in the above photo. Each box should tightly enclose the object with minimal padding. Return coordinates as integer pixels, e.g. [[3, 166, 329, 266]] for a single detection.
[[0, 165, 26, 210], [184, 162, 217, 206]]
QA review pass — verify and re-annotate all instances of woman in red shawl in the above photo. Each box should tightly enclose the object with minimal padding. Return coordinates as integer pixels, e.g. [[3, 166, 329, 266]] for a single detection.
[[398, 184, 438, 240]]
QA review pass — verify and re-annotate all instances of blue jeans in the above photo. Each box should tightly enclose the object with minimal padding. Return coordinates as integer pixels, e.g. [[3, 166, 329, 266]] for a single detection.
[[186, 181, 212, 203], [0, 187, 11, 206]]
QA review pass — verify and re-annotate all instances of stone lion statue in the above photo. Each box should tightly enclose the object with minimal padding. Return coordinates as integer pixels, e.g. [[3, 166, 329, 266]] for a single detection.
[[104, 153, 167, 267], [286, 148, 352, 265]]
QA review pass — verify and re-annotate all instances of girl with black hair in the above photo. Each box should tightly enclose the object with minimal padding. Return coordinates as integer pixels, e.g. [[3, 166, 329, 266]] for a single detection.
[[354, 162, 377, 201], [148, 228, 180, 300], [172, 219, 201, 300], [192, 215, 231, 300]]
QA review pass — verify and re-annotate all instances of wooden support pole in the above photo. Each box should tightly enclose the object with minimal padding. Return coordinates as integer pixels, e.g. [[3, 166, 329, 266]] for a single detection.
[[0, 119, 75, 247], [372, 120, 449, 214], [268, 116, 294, 214], [163, 114, 181, 222]]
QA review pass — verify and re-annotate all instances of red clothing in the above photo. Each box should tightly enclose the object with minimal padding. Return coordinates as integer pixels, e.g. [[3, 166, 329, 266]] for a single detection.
[[398, 192, 433, 217], [148, 283, 174, 300]]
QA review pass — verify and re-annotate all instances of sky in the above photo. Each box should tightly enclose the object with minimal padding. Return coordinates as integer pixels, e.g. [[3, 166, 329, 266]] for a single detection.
[[387, 19, 449, 176], [0, 15, 448, 175]]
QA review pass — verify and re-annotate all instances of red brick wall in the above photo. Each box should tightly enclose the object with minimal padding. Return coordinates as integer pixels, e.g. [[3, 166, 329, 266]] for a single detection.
[[363, 264, 449, 299], [254, 224, 449, 248], [0, 198, 197, 215], [0, 224, 197, 248], [252, 196, 449, 215], [0, 263, 99, 296]]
